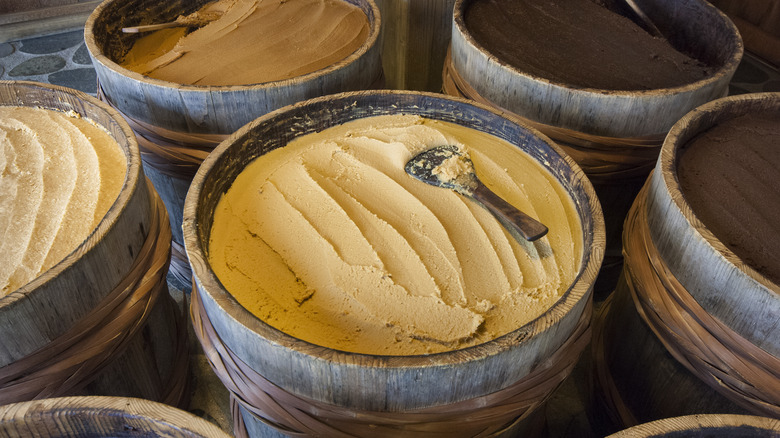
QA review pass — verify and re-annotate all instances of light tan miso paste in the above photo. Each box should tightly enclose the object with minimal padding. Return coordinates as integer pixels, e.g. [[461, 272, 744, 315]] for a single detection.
[[121, 0, 370, 86], [0, 106, 127, 296], [208, 115, 582, 355]]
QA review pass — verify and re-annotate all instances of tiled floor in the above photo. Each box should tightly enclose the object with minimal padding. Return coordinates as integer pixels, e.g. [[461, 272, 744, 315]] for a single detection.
[[1, 26, 779, 438], [0, 30, 97, 94]]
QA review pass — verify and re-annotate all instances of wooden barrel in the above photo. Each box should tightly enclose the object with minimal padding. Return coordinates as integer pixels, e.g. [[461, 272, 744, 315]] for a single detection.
[[445, 0, 743, 298], [607, 414, 780, 437], [592, 93, 780, 433], [84, 0, 383, 290], [0, 396, 230, 437], [183, 90, 604, 437], [375, 0, 454, 91], [0, 81, 188, 407], [449, 0, 742, 139]]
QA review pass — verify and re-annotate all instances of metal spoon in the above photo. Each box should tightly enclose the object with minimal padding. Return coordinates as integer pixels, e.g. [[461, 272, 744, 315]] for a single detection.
[[405, 145, 548, 241], [623, 0, 664, 39]]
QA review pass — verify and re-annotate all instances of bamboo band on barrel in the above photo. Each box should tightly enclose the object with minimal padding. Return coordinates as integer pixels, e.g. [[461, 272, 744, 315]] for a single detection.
[[590, 289, 640, 429], [621, 181, 780, 417], [96, 83, 222, 180], [441, 50, 663, 183], [191, 287, 592, 437], [96, 68, 386, 179], [0, 182, 182, 405], [167, 240, 194, 288]]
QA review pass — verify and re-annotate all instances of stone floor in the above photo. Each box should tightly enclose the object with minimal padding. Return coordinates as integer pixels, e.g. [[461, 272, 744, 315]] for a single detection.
[[1, 27, 779, 438], [0, 30, 97, 94]]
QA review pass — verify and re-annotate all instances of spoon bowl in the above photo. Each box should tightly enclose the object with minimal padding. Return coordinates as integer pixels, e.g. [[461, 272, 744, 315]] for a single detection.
[[405, 145, 549, 241]]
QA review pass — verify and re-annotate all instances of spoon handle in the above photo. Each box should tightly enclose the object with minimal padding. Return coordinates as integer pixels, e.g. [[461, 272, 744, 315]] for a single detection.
[[471, 183, 549, 241], [122, 22, 183, 33]]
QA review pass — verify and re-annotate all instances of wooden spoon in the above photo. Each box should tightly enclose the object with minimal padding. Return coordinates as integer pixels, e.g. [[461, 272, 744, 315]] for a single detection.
[[122, 0, 226, 33], [623, 0, 665, 39], [405, 145, 549, 241], [122, 22, 189, 33]]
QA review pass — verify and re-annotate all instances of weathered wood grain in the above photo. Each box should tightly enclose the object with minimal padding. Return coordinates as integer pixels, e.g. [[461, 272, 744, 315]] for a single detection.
[[375, 0, 455, 92], [0, 396, 231, 437], [607, 414, 780, 437]]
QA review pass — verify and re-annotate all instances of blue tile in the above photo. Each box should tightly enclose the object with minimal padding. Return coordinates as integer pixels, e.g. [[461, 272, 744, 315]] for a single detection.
[[48, 68, 97, 95], [0, 43, 14, 58], [73, 44, 93, 65], [9, 55, 66, 76], [19, 30, 83, 55]]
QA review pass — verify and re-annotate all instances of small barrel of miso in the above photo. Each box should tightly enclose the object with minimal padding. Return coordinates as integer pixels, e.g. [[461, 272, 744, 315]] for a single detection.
[[183, 90, 605, 437], [606, 414, 780, 437], [593, 92, 780, 432], [0, 80, 187, 407]]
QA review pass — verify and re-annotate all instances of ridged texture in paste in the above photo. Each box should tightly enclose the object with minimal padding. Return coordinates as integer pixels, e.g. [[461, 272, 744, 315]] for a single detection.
[[0, 107, 126, 296], [209, 115, 582, 355], [121, 0, 370, 86]]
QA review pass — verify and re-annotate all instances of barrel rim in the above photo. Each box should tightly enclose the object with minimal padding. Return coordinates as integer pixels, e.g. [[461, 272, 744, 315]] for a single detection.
[[657, 91, 780, 296], [0, 396, 230, 437], [606, 413, 780, 437], [183, 89, 605, 367], [0, 80, 142, 306], [83, 0, 382, 92], [451, 0, 743, 98]]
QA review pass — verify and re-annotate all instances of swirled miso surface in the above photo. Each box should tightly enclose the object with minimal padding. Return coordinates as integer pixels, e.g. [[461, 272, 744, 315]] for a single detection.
[[0, 106, 126, 296], [209, 115, 582, 355]]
